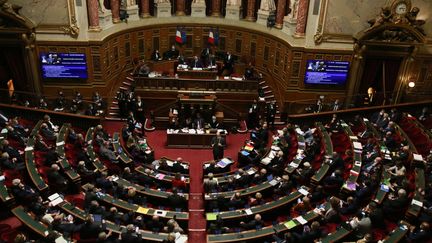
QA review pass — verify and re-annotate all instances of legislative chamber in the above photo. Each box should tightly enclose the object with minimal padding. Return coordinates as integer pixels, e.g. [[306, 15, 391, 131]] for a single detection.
[[0, 0, 431, 242]]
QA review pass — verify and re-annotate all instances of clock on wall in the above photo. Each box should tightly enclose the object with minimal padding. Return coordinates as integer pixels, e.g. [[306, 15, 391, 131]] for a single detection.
[[391, 0, 411, 16]]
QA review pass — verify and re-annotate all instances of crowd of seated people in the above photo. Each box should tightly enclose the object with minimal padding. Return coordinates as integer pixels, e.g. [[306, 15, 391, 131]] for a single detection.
[[168, 103, 221, 131], [1, 102, 432, 243], [8, 91, 106, 117]]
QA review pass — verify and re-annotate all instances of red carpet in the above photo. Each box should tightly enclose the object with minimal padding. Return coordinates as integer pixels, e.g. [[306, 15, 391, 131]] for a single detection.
[[102, 121, 249, 241]]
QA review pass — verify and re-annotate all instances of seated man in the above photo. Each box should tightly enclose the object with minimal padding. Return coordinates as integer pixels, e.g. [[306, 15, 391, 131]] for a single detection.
[[164, 45, 179, 60], [151, 49, 161, 61], [190, 55, 203, 68]]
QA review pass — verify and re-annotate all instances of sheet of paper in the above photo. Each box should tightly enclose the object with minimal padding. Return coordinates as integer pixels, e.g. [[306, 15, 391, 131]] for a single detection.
[[413, 153, 423, 161], [261, 158, 271, 165], [56, 141, 65, 146], [380, 184, 389, 192], [289, 162, 299, 168], [298, 188, 309, 196], [55, 236, 67, 243], [412, 199, 423, 207], [51, 197, 64, 206], [349, 136, 358, 140], [48, 193, 60, 201], [24, 147, 33, 152], [295, 216, 307, 225], [269, 179, 278, 186], [284, 220, 297, 229], [136, 207, 149, 214], [353, 142, 363, 150], [206, 213, 217, 221], [246, 168, 256, 175], [244, 208, 253, 215]]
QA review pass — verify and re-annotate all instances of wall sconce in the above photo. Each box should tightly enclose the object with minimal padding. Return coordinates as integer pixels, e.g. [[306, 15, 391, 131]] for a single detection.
[[408, 81, 415, 88]]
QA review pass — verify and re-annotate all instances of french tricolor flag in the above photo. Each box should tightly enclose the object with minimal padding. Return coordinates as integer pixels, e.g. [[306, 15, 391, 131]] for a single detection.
[[176, 27, 186, 45]]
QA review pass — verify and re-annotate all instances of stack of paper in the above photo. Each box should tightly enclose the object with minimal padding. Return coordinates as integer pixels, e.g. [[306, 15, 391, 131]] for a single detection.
[[295, 216, 307, 225], [413, 154, 423, 162], [298, 188, 309, 196]]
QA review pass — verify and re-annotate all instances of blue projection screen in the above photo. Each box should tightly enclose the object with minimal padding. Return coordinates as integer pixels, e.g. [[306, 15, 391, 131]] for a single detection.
[[40, 53, 88, 79], [304, 60, 350, 85]]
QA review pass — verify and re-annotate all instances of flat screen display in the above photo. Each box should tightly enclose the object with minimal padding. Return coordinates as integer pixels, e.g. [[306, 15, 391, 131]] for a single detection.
[[40, 53, 88, 79], [304, 60, 350, 85]]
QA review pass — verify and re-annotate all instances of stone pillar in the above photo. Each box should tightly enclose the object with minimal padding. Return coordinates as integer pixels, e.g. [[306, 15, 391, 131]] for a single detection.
[[155, 1, 172, 17], [140, 0, 151, 17], [111, 0, 121, 23], [294, 0, 309, 37], [245, 0, 256, 21], [87, 0, 101, 31], [191, 0, 206, 17], [225, 4, 241, 20], [176, 0, 186, 16], [211, 0, 221, 17], [275, 0, 287, 29]]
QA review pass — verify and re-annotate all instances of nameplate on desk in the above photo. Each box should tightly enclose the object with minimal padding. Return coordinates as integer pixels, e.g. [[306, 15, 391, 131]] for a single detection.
[[154, 210, 167, 216], [412, 199, 423, 207]]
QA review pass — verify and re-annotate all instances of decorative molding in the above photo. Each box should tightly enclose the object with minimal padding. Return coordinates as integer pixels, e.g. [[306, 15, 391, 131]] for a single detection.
[[36, 0, 79, 38]]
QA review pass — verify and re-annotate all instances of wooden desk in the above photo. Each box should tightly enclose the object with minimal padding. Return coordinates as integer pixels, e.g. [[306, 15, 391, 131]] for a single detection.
[[25, 121, 48, 191], [341, 121, 362, 193], [56, 124, 80, 183], [285, 131, 306, 173], [166, 131, 225, 148], [85, 127, 106, 171], [177, 69, 218, 79], [311, 122, 333, 184], [207, 206, 321, 242], [83, 184, 189, 220], [112, 132, 133, 164], [59, 201, 185, 242], [115, 177, 189, 200], [12, 206, 49, 237], [205, 177, 280, 200], [207, 189, 305, 220]]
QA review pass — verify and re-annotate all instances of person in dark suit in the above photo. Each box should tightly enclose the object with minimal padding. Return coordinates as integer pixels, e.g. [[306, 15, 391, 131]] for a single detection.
[[164, 45, 179, 60], [10, 179, 38, 204], [151, 49, 161, 61], [383, 188, 409, 221], [288, 221, 322, 242], [244, 62, 256, 80], [167, 188, 187, 210], [221, 51, 234, 75], [1, 140, 22, 163], [190, 55, 202, 68], [407, 222, 431, 241], [120, 224, 142, 243], [80, 216, 105, 240], [365, 201, 385, 229], [146, 216, 164, 233], [201, 46, 211, 66], [266, 101, 277, 129], [363, 87, 377, 106], [240, 214, 264, 230], [172, 157, 185, 174], [208, 116, 220, 129], [47, 164, 68, 192], [211, 131, 225, 160]]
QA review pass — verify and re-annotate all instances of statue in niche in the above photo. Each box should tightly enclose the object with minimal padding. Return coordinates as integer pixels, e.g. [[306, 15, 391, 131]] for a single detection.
[[227, 0, 240, 6], [98, 0, 105, 13], [260, 0, 276, 11], [290, 0, 299, 19], [155, 0, 170, 3]]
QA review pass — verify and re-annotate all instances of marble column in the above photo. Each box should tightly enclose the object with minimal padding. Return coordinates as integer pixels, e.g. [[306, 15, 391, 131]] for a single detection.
[[111, 0, 121, 23], [87, 0, 101, 31], [275, 0, 287, 29], [245, 0, 256, 21], [176, 0, 186, 16], [294, 0, 309, 37], [211, 0, 221, 17], [140, 0, 151, 17]]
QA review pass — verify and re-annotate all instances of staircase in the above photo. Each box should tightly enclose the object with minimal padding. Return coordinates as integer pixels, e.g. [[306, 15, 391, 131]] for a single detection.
[[258, 79, 285, 125], [106, 75, 135, 120]]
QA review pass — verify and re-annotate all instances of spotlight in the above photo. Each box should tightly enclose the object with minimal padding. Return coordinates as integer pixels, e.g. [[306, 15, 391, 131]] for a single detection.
[[408, 81, 415, 88]]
